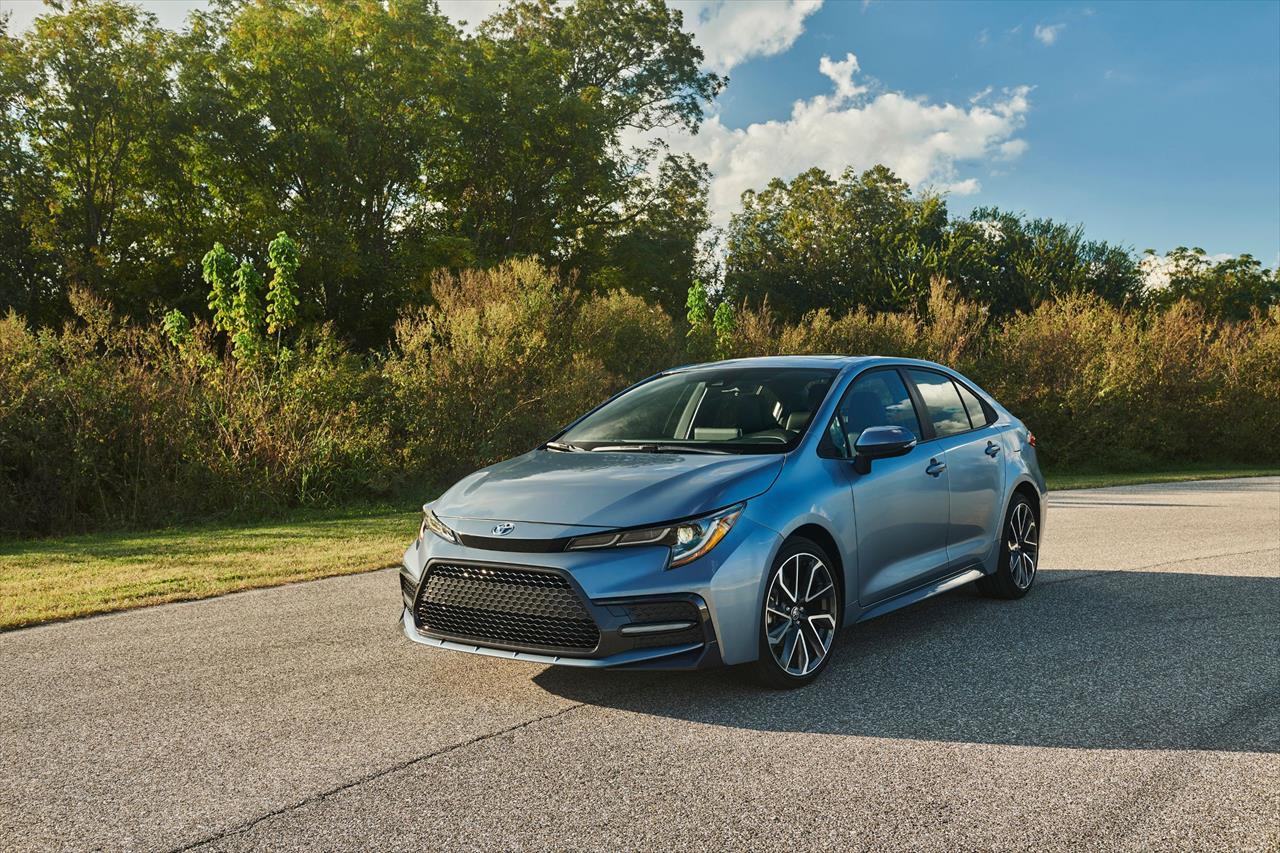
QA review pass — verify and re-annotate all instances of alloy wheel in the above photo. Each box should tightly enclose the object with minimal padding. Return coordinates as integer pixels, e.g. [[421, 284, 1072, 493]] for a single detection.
[[764, 552, 839, 677], [1007, 501, 1039, 590]]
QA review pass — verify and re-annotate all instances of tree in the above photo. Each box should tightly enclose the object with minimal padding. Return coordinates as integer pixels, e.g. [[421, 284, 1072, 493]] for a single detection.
[[946, 208, 1142, 314], [14, 0, 197, 313], [197, 232, 302, 362], [724, 166, 949, 319], [0, 19, 52, 322], [179, 0, 459, 345], [1144, 248, 1279, 320], [592, 154, 711, 313], [433, 0, 722, 275]]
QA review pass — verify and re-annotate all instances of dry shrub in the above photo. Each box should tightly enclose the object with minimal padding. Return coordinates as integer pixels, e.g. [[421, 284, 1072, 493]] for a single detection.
[[2, 265, 1276, 537]]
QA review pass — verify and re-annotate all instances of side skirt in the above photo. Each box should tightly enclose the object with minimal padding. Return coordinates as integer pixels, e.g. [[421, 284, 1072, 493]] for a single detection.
[[853, 566, 985, 624]]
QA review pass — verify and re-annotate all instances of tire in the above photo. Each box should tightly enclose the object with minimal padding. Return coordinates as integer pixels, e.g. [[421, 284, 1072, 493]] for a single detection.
[[751, 537, 841, 689], [978, 493, 1040, 600]]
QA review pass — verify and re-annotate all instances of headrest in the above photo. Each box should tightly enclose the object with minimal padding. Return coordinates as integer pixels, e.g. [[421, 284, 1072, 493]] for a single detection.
[[845, 390, 885, 432], [785, 410, 811, 431]]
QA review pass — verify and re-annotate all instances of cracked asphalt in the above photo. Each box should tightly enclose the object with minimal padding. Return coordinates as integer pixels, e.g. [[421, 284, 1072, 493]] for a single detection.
[[2, 478, 1278, 851]]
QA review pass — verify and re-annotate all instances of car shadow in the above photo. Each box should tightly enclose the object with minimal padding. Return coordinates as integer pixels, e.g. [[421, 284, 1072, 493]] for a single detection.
[[534, 569, 1280, 752]]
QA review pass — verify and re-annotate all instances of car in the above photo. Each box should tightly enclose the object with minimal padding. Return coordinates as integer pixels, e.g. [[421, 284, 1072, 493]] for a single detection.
[[399, 355, 1046, 688]]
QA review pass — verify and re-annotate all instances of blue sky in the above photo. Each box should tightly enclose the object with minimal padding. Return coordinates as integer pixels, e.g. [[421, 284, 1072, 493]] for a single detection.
[[712, 0, 1280, 263], [4, 0, 1277, 264]]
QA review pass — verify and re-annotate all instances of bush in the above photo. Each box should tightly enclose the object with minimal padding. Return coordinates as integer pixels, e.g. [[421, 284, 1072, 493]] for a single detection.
[[1, 265, 1276, 537]]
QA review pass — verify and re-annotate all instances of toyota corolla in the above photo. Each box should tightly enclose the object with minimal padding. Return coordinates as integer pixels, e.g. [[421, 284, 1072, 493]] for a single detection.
[[399, 356, 1045, 687]]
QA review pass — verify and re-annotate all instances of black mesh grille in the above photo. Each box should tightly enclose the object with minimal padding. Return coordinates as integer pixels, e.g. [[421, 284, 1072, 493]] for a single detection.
[[415, 563, 599, 652], [400, 573, 418, 602], [624, 600, 700, 624]]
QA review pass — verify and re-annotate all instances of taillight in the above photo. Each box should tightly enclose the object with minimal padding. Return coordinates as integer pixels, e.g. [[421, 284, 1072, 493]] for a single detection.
[[1027, 431, 1037, 448]]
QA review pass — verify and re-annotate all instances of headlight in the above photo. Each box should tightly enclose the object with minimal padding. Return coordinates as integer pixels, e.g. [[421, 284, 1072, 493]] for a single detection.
[[567, 503, 744, 568], [418, 505, 457, 544]]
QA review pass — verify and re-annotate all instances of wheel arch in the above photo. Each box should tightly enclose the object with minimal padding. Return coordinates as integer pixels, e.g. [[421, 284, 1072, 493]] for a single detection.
[[785, 523, 848, 620], [1008, 477, 1045, 531]]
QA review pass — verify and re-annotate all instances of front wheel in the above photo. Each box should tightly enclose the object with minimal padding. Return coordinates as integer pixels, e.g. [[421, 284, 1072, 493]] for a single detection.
[[978, 493, 1040, 599], [751, 537, 841, 689]]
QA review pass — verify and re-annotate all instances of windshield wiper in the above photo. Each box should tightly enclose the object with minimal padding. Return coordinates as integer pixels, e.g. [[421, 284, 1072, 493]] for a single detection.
[[543, 441, 585, 452], [589, 443, 732, 455]]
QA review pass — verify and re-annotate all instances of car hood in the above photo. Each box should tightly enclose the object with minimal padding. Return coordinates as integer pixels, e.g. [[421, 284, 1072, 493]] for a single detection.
[[433, 449, 785, 529]]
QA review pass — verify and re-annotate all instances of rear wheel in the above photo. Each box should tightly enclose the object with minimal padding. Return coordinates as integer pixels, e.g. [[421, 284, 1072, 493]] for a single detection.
[[978, 493, 1039, 599], [751, 537, 841, 689]]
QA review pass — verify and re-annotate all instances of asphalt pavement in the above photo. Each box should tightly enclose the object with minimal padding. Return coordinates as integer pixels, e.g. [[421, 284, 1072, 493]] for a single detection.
[[2, 478, 1278, 851]]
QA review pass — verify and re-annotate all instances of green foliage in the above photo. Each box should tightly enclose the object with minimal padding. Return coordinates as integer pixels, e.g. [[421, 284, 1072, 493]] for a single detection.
[[201, 242, 236, 334], [179, 0, 457, 344], [8, 0, 204, 316], [686, 279, 710, 327], [725, 166, 951, 319], [724, 166, 1147, 321], [230, 261, 265, 361], [1144, 248, 1280, 321], [161, 309, 191, 349], [591, 155, 713, 314], [439, 0, 721, 274], [266, 232, 301, 335], [948, 207, 1143, 313]]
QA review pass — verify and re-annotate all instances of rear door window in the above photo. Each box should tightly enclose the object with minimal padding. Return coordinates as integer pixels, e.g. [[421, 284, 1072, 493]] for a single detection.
[[907, 369, 972, 437]]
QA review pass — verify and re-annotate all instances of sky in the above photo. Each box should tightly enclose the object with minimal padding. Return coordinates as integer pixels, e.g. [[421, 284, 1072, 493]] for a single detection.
[[3, 0, 1278, 265]]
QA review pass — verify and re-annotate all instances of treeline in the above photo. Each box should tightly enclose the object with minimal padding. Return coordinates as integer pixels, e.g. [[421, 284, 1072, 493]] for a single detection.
[[2, 262, 1277, 536], [1, 0, 1278, 536], [0, 0, 718, 344], [2, 0, 1276, 347]]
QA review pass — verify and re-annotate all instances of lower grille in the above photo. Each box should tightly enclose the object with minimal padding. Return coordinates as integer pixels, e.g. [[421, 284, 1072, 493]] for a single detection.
[[415, 563, 600, 653]]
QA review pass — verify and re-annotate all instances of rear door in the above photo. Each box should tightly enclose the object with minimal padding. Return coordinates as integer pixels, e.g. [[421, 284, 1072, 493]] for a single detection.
[[905, 369, 1005, 569], [825, 368, 950, 605]]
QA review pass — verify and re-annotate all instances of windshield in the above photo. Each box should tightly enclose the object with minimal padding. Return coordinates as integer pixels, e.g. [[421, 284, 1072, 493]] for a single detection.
[[559, 366, 838, 453]]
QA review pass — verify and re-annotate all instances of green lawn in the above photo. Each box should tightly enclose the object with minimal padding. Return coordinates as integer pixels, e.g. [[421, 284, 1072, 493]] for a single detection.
[[0, 506, 419, 631], [3, 464, 1277, 632]]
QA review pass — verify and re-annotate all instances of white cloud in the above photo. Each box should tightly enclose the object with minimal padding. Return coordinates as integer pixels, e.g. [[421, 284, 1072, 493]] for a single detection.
[[818, 53, 868, 100], [1033, 23, 1065, 45], [997, 139, 1029, 159], [670, 0, 823, 73], [652, 56, 1032, 227]]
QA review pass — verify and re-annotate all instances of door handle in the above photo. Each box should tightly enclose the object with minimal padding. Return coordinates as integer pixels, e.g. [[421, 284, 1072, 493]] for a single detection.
[[985, 441, 1001, 457], [926, 458, 947, 477]]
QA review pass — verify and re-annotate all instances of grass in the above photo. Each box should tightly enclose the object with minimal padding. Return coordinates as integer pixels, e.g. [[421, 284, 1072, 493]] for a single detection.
[[1043, 463, 1280, 491], [0, 505, 419, 631], [3, 464, 1277, 632]]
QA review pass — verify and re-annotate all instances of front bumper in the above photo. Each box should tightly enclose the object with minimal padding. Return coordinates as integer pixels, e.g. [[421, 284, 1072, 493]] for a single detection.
[[400, 609, 722, 670], [399, 514, 783, 668]]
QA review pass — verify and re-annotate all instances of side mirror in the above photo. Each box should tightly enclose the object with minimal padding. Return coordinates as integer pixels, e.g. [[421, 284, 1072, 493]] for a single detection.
[[852, 425, 917, 474]]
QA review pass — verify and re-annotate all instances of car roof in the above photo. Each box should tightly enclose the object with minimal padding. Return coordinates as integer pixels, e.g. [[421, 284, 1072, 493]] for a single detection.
[[668, 354, 950, 373]]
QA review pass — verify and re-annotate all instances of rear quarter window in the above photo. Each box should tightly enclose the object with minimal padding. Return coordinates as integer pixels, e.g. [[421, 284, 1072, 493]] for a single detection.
[[955, 382, 991, 428]]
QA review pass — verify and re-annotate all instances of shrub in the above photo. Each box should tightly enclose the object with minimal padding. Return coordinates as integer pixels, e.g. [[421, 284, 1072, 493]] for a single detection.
[[0, 262, 1275, 537]]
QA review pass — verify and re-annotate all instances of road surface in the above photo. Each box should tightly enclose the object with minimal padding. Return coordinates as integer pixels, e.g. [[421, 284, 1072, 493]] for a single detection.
[[2, 478, 1278, 851]]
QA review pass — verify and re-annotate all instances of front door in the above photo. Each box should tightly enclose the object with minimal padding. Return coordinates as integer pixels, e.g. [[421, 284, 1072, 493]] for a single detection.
[[826, 368, 951, 606]]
